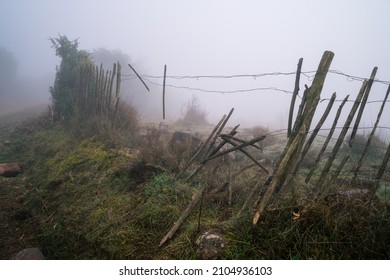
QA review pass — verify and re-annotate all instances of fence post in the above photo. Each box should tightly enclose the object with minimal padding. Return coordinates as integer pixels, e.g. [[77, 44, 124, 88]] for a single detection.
[[288, 58, 303, 138], [162, 65, 167, 119], [349, 67, 378, 146], [315, 80, 368, 195], [305, 95, 349, 183], [352, 83, 390, 179], [253, 51, 334, 225]]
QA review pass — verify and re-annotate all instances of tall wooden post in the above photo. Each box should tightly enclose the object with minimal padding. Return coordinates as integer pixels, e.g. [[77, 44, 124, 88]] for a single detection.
[[288, 58, 303, 138], [253, 51, 334, 225], [162, 65, 167, 119]]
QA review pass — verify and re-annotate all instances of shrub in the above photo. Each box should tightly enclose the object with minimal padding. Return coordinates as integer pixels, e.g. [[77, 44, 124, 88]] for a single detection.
[[176, 96, 208, 126], [49, 35, 91, 121]]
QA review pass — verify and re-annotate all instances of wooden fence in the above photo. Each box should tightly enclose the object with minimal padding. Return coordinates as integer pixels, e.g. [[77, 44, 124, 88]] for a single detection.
[[159, 50, 390, 245]]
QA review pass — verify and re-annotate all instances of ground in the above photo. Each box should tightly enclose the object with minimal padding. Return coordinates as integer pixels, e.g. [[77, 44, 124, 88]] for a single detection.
[[0, 104, 46, 259], [1, 104, 389, 260]]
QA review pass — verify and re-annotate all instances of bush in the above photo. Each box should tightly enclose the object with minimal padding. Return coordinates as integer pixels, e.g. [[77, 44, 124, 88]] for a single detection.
[[49, 35, 139, 146], [49, 35, 91, 121], [176, 96, 208, 126]]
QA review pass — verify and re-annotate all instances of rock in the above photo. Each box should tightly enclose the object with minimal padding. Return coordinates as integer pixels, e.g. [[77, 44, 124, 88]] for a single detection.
[[171, 131, 201, 151], [13, 248, 45, 260], [0, 162, 21, 177], [195, 230, 228, 260]]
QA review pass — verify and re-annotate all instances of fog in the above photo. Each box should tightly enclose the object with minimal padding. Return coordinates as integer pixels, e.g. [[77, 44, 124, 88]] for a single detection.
[[1, 0, 390, 135]]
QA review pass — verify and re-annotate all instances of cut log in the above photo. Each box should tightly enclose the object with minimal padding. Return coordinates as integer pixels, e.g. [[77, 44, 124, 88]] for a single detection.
[[0, 162, 21, 177]]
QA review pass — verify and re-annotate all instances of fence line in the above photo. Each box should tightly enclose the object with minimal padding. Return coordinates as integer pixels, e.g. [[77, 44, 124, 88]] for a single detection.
[[121, 69, 390, 86], [121, 68, 390, 106]]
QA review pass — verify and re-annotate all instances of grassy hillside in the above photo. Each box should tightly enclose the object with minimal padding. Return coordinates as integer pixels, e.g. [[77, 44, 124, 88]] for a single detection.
[[1, 113, 389, 259]]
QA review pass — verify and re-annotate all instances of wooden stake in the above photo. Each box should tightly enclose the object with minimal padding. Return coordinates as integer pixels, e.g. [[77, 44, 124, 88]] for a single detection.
[[353, 84, 390, 178], [186, 125, 240, 181], [176, 113, 227, 179], [288, 58, 303, 138], [203, 135, 266, 164], [315, 80, 368, 195], [374, 134, 390, 193], [128, 63, 150, 92], [280, 92, 337, 193], [221, 136, 269, 174], [159, 183, 208, 247], [162, 65, 167, 119], [349, 67, 378, 146], [253, 51, 334, 225], [113, 62, 121, 123], [206, 107, 234, 155], [220, 134, 262, 150], [305, 95, 349, 183]]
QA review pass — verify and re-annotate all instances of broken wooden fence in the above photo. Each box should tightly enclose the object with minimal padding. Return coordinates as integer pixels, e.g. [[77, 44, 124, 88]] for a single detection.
[[159, 50, 390, 246]]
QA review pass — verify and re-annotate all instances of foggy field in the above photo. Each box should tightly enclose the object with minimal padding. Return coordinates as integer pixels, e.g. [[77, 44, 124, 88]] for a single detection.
[[1, 1, 390, 261]]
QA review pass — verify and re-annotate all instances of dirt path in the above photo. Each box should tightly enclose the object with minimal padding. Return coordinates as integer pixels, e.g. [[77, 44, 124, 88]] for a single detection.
[[0, 105, 46, 259]]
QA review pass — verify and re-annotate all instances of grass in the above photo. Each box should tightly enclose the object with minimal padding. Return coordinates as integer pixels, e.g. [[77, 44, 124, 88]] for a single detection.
[[1, 114, 389, 259]]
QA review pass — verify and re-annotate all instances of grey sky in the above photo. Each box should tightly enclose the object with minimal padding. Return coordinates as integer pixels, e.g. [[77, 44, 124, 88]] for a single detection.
[[1, 0, 390, 129]]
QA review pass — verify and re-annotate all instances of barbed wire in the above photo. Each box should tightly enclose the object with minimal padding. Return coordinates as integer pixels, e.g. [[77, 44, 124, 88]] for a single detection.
[[122, 68, 390, 85], [255, 127, 390, 152], [141, 78, 293, 94], [122, 68, 390, 101]]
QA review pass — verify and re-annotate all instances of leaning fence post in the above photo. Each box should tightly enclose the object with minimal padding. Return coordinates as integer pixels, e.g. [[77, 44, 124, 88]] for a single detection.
[[315, 80, 368, 196], [253, 50, 334, 225], [280, 92, 337, 194], [349, 67, 378, 146], [128, 63, 150, 92], [305, 94, 349, 183], [352, 83, 390, 179], [288, 58, 303, 138]]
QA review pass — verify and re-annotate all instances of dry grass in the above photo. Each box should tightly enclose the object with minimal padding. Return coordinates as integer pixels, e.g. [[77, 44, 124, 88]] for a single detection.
[[1, 114, 389, 259]]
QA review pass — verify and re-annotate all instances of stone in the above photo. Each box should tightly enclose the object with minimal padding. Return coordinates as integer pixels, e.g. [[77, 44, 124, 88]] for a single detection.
[[171, 131, 201, 151], [195, 230, 228, 260], [3, 140, 11, 146], [0, 162, 21, 177], [13, 248, 45, 260]]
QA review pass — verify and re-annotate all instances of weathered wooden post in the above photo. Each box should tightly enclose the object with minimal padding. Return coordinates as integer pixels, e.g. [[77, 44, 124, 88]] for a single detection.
[[112, 62, 121, 123], [349, 67, 378, 146], [288, 58, 303, 138], [280, 92, 337, 193], [352, 84, 390, 179], [315, 80, 368, 195], [305, 95, 349, 183], [128, 63, 150, 92], [162, 65, 167, 119], [253, 51, 334, 225]]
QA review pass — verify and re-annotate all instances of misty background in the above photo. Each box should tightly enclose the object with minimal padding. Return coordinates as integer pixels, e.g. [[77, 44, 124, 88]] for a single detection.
[[1, 0, 390, 137]]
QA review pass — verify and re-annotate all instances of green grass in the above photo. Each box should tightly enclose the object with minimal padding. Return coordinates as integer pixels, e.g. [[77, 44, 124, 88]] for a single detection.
[[1, 116, 389, 260]]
